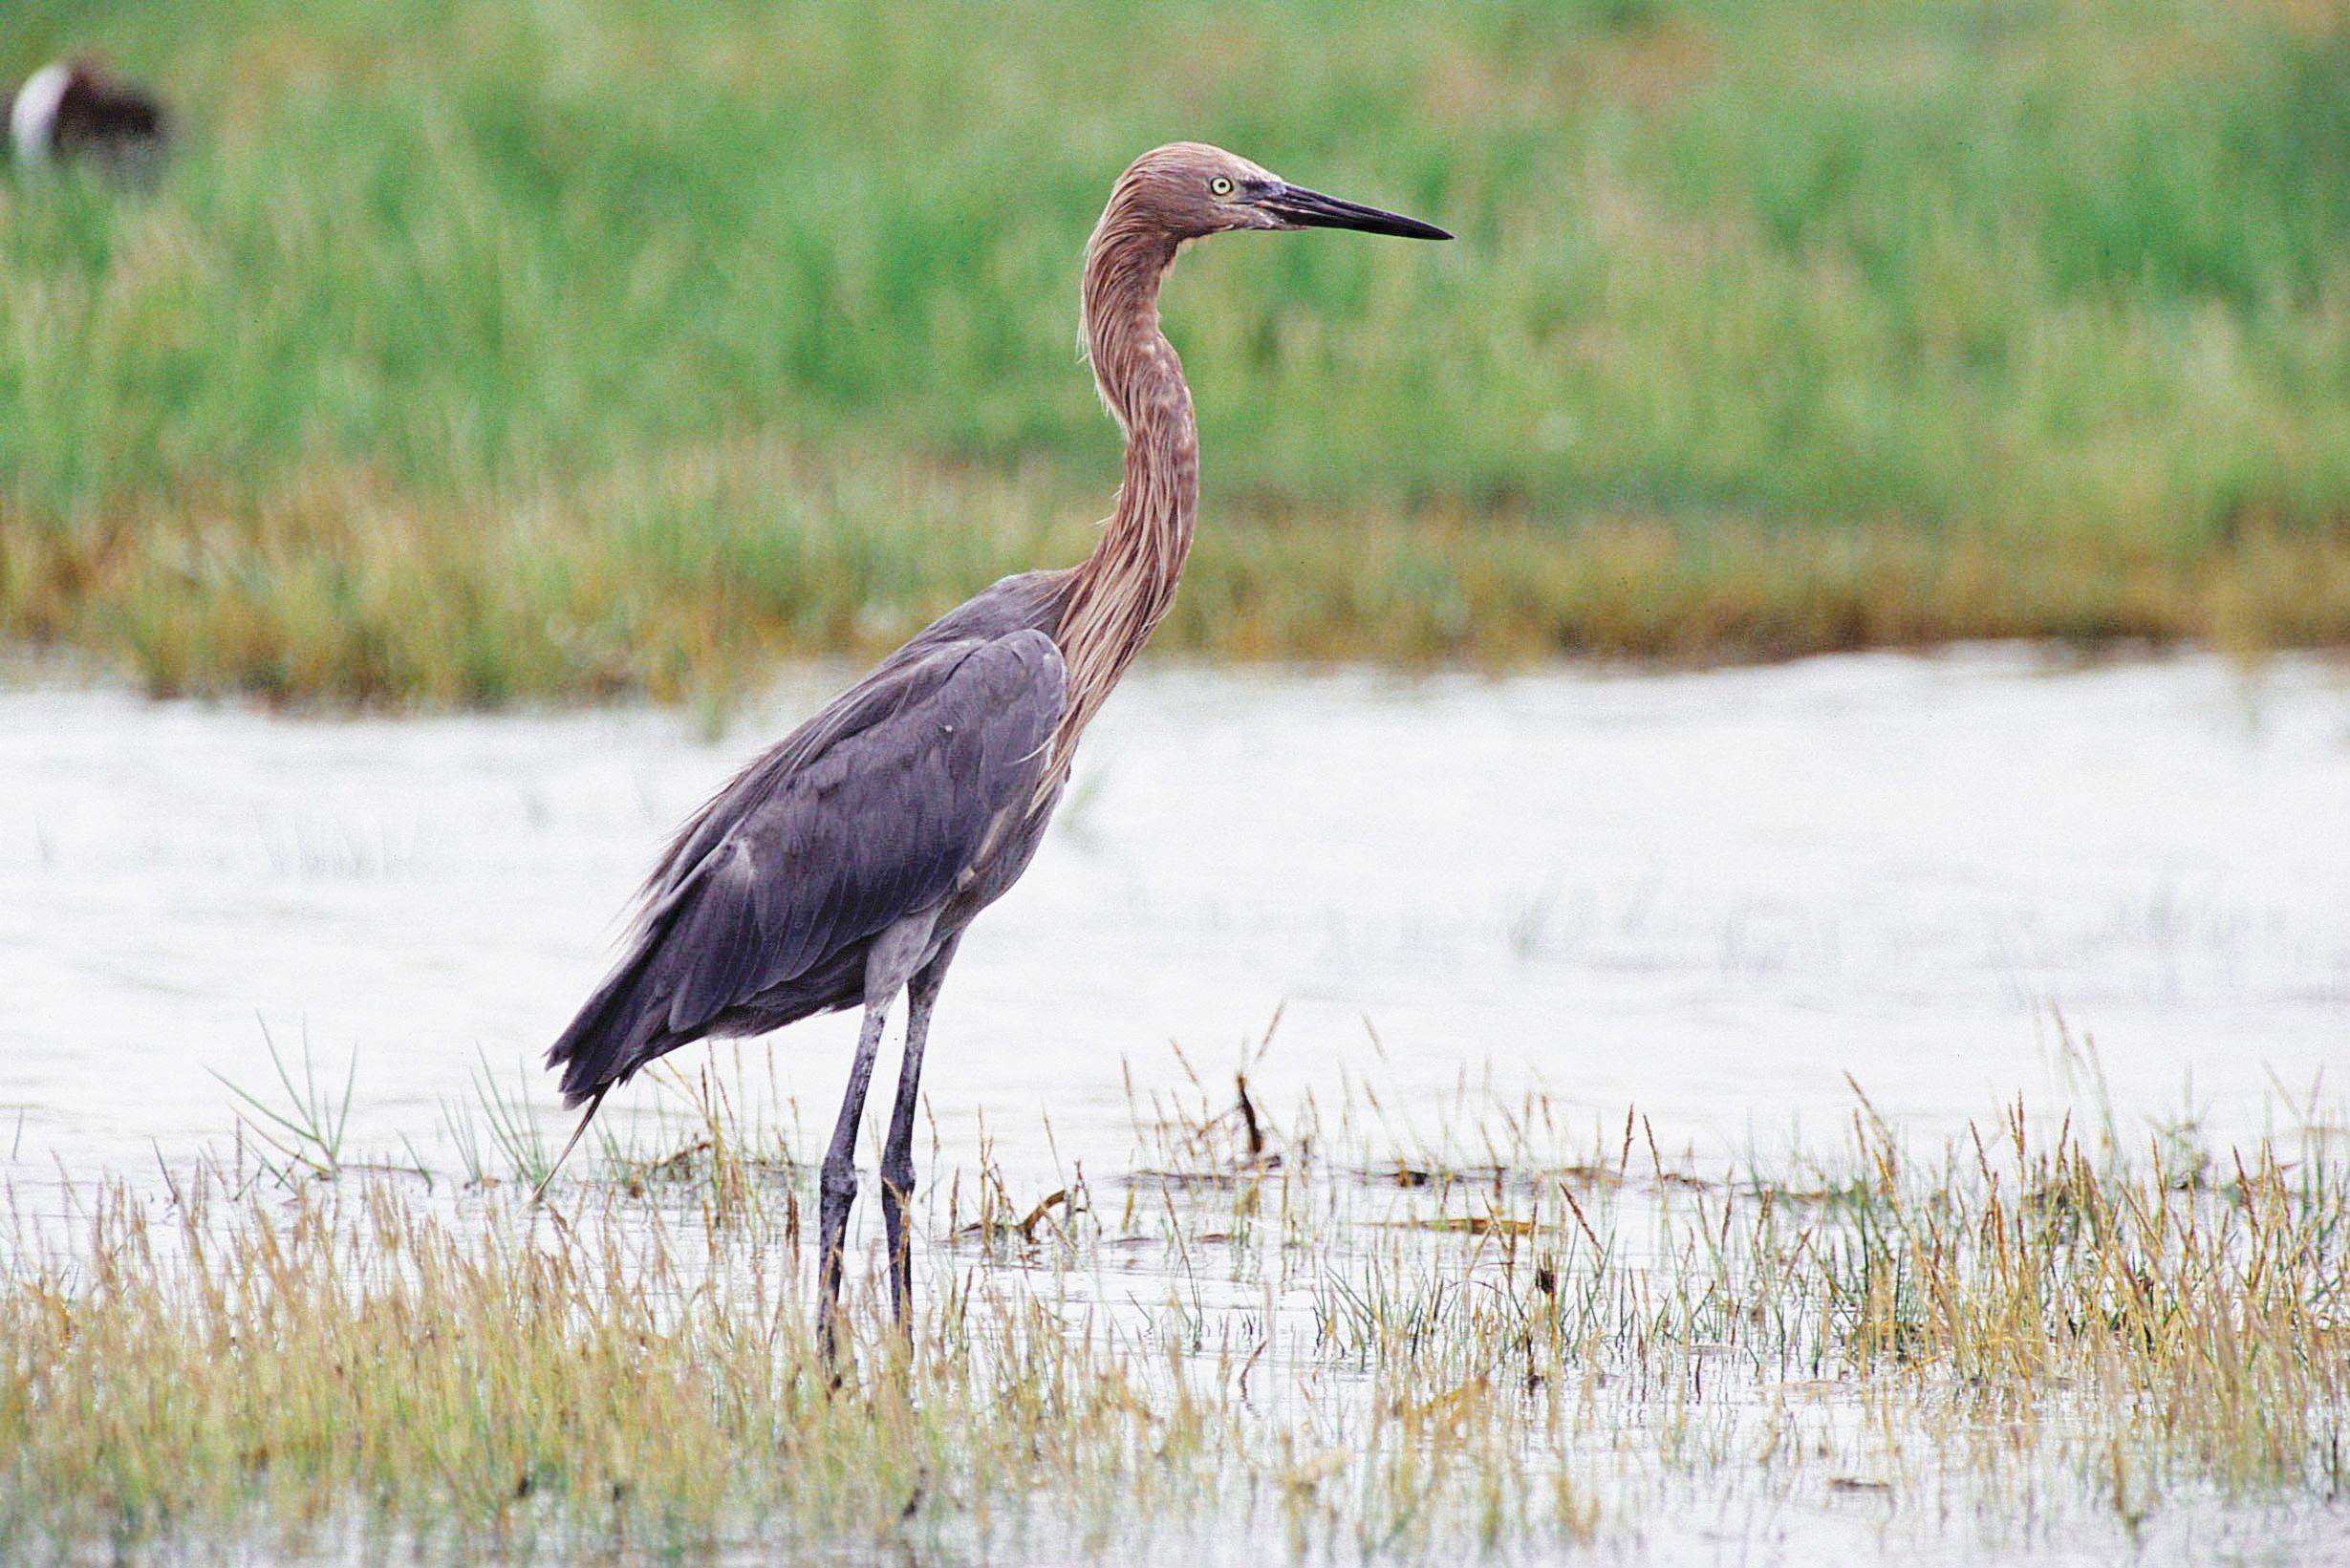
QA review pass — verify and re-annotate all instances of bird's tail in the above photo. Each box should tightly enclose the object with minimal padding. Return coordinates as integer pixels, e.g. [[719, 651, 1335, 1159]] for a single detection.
[[545, 937, 669, 1106], [537, 932, 679, 1201]]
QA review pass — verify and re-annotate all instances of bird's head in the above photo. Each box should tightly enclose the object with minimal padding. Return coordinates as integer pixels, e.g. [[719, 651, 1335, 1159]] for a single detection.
[[1108, 142, 1452, 244]]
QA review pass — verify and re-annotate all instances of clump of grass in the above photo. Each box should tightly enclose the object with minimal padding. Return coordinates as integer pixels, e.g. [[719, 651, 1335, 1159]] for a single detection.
[[0, 1171, 1222, 1562], [8, 0, 2350, 703], [211, 1024, 356, 1183], [1, 1066, 2342, 1563]]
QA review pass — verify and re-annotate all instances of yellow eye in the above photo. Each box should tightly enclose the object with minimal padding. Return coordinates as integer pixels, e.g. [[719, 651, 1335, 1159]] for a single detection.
[[1209, 177, 1234, 198]]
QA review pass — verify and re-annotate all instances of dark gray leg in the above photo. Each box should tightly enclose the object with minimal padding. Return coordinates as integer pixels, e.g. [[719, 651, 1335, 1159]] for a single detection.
[[817, 1000, 892, 1363], [882, 936, 960, 1330]]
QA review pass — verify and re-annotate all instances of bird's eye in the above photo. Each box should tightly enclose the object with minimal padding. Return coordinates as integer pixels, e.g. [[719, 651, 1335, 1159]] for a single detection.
[[1209, 176, 1234, 198]]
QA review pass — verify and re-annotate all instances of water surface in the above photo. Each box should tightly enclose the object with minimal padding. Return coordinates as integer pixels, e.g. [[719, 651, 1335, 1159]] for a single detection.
[[4, 649, 2341, 1184]]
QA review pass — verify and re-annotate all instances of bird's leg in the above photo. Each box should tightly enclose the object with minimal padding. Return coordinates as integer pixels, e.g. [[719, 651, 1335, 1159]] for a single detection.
[[882, 936, 960, 1333], [817, 999, 892, 1364]]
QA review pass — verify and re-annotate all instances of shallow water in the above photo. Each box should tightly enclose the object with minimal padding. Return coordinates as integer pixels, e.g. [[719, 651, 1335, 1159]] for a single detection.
[[3, 648, 2343, 1184], [3, 649, 2347, 1565]]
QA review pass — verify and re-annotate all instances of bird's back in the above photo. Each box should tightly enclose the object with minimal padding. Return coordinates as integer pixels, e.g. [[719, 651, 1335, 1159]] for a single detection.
[[547, 569, 1074, 1105]]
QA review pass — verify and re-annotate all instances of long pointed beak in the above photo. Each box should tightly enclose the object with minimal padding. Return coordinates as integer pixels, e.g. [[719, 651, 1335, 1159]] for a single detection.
[[1259, 183, 1453, 241]]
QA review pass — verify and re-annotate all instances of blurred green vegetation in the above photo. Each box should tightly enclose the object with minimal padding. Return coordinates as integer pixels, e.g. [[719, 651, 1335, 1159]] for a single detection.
[[4, 0, 2349, 703]]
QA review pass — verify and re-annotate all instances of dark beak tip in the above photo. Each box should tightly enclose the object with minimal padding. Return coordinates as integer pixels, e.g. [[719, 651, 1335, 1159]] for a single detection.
[[1268, 183, 1454, 242]]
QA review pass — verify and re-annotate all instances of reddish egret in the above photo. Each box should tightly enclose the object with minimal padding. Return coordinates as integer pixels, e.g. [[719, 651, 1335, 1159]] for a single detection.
[[544, 143, 1449, 1352]]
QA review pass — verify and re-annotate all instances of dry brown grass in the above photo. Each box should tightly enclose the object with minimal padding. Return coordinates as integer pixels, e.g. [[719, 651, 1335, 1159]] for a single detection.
[[10, 442, 2349, 709]]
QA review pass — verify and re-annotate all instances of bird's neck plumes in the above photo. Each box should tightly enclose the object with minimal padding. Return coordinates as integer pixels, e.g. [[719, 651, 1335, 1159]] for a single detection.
[[1049, 192, 1201, 776]]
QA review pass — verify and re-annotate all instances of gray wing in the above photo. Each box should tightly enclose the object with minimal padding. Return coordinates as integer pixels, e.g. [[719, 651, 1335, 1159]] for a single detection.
[[548, 627, 1065, 1104]]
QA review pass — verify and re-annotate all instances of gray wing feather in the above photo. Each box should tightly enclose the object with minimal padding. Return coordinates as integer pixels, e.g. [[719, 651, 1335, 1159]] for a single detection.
[[548, 625, 1065, 1103]]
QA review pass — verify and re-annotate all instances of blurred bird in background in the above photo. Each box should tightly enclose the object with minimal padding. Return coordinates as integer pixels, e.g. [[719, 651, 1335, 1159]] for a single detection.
[[6, 54, 169, 180]]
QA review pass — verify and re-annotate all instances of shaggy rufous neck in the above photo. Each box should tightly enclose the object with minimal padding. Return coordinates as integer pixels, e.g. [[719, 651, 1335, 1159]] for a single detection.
[[1048, 192, 1200, 776]]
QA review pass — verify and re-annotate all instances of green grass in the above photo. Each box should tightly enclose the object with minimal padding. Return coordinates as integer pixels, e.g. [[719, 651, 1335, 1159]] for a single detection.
[[6, 0, 2350, 702]]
